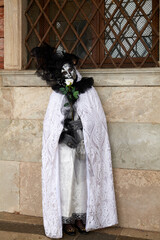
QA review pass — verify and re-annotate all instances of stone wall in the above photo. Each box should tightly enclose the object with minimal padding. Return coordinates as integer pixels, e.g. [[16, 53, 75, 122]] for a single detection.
[[0, 69, 160, 232]]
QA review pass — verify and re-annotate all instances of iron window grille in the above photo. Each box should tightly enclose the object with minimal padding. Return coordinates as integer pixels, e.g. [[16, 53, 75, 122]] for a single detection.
[[25, 0, 159, 69]]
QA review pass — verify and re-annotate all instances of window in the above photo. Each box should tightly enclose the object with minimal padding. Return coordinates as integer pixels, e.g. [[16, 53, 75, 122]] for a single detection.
[[25, 0, 159, 69]]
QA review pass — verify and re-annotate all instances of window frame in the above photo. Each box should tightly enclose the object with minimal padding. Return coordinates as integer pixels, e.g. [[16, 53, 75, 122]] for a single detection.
[[3, 0, 160, 70], [95, 0, 159, 68]]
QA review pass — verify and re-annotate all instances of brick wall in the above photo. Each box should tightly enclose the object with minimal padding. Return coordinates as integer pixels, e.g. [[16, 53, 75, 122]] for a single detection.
[[0, 1, 4, 69]]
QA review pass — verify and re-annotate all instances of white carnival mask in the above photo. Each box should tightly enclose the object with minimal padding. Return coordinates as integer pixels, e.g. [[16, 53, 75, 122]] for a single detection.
[[61, 63, 77, 81]]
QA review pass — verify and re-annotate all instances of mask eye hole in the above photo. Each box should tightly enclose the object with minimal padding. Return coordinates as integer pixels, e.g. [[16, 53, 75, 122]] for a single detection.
[[62, 71, 67, 76]]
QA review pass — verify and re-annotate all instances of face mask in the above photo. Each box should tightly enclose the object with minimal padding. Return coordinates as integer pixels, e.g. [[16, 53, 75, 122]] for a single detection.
[[61, 63, 77, 80]]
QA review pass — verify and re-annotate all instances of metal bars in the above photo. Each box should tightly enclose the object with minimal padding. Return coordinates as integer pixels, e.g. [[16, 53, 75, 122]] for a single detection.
[[25, 0, 159, 69]]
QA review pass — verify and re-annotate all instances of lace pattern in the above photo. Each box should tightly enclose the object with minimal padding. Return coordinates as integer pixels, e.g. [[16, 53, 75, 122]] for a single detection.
[[42, 86, 118, 239], [59, 142, 87, 220], [62, 213, 86, 224]]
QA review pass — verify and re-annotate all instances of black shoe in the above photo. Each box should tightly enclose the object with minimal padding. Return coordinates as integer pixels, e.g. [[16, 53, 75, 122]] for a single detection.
[[63, 224, 76, 236], [74, 220, 88, 235]]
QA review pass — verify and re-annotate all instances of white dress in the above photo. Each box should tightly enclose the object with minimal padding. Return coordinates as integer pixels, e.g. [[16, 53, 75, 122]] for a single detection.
[[59, 100, 87, 224]]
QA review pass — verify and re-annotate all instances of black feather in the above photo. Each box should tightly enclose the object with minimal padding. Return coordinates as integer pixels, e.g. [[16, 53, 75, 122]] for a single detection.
[[74, 77, 94, 93], [31, 43, 79, 89], [31, 43, 94, 104]]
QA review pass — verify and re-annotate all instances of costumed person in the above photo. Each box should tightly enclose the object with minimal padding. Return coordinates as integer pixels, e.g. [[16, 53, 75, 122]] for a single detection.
[[31, 43, 118, 239]]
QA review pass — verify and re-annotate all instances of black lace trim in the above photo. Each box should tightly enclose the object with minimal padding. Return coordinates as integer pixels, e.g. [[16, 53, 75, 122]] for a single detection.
[[62, 213, 86, 224]]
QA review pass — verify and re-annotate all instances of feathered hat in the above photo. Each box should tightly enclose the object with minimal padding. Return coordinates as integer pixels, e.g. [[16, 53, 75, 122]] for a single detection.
[[31, 43, 79, 91]]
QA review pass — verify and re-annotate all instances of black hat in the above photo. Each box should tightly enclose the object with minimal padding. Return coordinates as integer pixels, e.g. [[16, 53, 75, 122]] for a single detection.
[[31, 43, 79, 90]]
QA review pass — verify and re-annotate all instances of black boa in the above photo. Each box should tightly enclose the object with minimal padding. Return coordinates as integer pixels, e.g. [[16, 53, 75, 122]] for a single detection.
[[73, 77, 94, 94], [53, 77, 94, 94]]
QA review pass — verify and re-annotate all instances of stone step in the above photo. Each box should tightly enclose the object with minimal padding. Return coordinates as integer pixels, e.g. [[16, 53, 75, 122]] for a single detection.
[[0, 212, 43, 226], [0, 231, 48, 240], [0, 212, 160, 240]]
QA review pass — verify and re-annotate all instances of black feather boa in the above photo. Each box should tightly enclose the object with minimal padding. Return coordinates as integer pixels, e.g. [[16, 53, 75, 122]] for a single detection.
[[53, 77, 94, 105], [52, 77, 94, 94], [74, 77, 94, 94]]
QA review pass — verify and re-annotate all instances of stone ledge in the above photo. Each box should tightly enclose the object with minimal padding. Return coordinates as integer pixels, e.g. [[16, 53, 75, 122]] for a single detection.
[[0, 211, 160, 239], [0, 68, 160, 86], [0, 212, 43, 225]]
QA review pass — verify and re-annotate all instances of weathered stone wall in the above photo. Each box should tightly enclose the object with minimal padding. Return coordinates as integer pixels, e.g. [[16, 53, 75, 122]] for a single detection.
[[0, 69, 160, 232]]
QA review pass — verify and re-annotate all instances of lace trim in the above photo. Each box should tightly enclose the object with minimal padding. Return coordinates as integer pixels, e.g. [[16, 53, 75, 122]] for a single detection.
[[62, 213, 86, 224]]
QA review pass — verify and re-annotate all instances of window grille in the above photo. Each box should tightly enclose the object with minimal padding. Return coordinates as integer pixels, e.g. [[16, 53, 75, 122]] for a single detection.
[[25, 0, 159, 69]]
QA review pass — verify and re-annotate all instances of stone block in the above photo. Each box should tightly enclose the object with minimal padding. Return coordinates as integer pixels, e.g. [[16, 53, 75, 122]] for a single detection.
[[20, 162, 42, 217], [114, 168, 160, 232], [108, 122, 160, 171], [13, 87, 52, 120], [0, 87, 13, 118], [2, 71, 47, 87], [0, 160, 19, 212], [96, 87, 160, 123], [0, 231, 49, 240], [0, 119, 43, 162]]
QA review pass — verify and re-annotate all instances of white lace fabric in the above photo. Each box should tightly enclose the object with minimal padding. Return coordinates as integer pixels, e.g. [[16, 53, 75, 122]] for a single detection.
[[42, 84, 118, 238], [59, 142, 87, 221]]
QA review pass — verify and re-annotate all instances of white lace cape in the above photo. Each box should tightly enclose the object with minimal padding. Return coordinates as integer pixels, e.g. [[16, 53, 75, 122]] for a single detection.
[[42, 86, 118, 238]]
